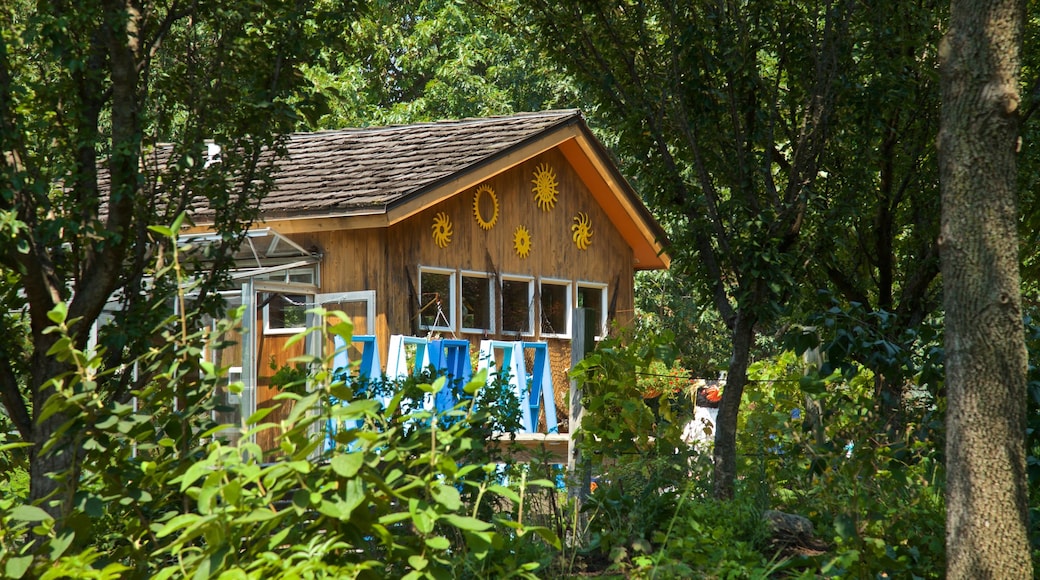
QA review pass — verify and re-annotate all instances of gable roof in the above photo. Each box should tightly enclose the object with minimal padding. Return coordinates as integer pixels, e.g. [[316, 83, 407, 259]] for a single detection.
[[263, 110, 581, 216], [193, 110, 670, 269]]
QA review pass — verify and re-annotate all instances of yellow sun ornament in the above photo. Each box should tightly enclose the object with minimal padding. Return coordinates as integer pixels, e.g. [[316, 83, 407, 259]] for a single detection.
[[531, 163, 559, 211], [431, 212, 453, 248], [572, 212, 593, 250], [513, 225, 532, 259], [472, 184, 499, 230]]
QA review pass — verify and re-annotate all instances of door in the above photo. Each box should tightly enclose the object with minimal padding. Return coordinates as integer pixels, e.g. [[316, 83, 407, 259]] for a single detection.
[[313, 291, 377, 377], [247, 280, 316, 456]]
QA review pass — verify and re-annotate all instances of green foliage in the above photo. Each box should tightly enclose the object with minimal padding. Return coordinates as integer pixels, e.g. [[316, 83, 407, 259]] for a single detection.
[[643, 492, 783, 579], [565, 318, 948, 577], [737, 352, 946, 578], [1023, 315, 1040, 551], [0, 230, 558, 579], [0, 293, 957, 578], [571, 329, 688, 457], [302, 0, 577, 128], [634, 270, 732, 376]]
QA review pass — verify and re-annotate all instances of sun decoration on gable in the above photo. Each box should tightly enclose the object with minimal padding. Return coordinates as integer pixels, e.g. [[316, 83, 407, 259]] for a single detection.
[[472, 184, 499, 230], [431, 212, 453, 248], [531, 163, 559, 211], [572, 212, 593, 250], [513, 225, 532, 259]]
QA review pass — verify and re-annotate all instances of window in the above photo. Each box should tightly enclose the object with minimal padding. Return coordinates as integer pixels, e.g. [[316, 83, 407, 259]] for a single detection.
[[255, 266, 317, 335], [539, 279, 571, 338], [501, 276, 534, 336], [262, 292, 309, 334], [461, 271, 493, 333], [257, 267, 316, 285], [577, 283, 608, 338], [419, 268, 455, 330]]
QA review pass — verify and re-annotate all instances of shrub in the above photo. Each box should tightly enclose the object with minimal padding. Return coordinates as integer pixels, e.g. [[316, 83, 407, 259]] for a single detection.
[[0, 300, 559, 579]]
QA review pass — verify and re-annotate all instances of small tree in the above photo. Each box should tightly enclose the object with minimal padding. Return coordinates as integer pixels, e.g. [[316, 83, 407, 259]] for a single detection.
[[513, 0, 851, 499], [0, 0, 360, 518]]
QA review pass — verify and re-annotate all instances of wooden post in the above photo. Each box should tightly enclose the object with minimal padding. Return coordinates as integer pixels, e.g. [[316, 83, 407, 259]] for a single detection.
[[568, 307, 596, 503]]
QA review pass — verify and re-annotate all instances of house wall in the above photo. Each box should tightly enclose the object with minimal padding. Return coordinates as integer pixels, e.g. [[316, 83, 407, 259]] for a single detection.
[[281, 147, 638, 432]]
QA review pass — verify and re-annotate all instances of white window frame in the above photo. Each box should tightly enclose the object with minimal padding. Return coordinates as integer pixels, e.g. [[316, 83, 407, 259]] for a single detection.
[[251, 266, 319, 335], [419, 266, 456, 332], [259, 286, 315, 336], [538, 277, 572, 339], [460, 270, 495, 334], [500, 274, 535, 337], [576, 281, 609, 340]]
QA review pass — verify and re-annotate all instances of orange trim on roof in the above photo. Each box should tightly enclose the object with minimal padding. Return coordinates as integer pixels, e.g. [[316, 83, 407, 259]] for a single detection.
[[558, 138, 669, 270]]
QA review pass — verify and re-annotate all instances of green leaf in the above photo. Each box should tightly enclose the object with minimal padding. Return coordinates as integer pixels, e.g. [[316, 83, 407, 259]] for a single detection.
[[464, 370, 487, 395], [46, 303, 68, 325], [155, 513, 199, 538], [216, 568, 249, 580], [342, 399, 381, 418], [10, 505, 52, 522], [412, 510, 434, 534], [330, 452, 364, 478], [440, 514, 491, 531], [5, 555, 33, 579], [407, 555, 428, 570], [245, 406, 277, 425], [238, 509, 279, 523], [148, 224, 175, 237], [431, 484, 461, 511], [424, 535, 451, 550], [49, 529, 75, 560], [179, 461, 214, 492]]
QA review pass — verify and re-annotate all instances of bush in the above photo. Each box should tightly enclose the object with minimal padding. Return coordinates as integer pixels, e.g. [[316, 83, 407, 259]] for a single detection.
[[0, 301, 559, 579]]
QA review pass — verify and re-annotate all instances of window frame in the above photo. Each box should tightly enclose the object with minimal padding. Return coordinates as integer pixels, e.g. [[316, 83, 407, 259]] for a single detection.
[[538, 277, 572, 339], [500, 274, 535, 337], [460, 270, 495, 334], [418, 266, 457, 332], [576, 281, 608, 340], [261, 291, 311, 335]]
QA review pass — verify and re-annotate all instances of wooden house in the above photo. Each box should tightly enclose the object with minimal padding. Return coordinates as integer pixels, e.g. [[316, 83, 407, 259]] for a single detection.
[[189, 110, 670, 452]]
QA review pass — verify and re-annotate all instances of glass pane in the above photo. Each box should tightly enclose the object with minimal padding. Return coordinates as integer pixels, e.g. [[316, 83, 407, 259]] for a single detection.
[[501, 279, 531, 334], [288, 268, 314, 284], [578, 286, 604, 335], [540, 283, 569, 335], [267, 293, 308, 330], [420, 271, 453, 328], [462, 275, 491, 330]]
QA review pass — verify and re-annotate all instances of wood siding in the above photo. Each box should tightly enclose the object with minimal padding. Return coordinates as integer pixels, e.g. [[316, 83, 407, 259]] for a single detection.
[[277, 146, 639, 432]]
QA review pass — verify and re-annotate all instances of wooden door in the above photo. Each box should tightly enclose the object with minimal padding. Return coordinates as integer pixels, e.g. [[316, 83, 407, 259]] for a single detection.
[[254, 290, 312, 456], [316, 291, 376, 378]]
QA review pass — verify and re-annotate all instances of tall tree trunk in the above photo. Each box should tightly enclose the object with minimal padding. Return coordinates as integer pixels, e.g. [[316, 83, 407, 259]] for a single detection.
[[939, 0, 1032, 576], [712, 310, 756, 500], [28, 354, 77, 521]]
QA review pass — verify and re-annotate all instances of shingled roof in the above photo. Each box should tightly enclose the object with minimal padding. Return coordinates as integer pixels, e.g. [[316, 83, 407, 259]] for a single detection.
[[259, 109, 585, 219]]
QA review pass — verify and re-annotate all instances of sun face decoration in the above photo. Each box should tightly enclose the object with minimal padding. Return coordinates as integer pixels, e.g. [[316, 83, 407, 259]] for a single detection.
[[531, 163, 559, 211], [513, 225, 532, 259], [472, 184, 499, 230], [571, 212, 593, 250], [431, 212, 453, 248]]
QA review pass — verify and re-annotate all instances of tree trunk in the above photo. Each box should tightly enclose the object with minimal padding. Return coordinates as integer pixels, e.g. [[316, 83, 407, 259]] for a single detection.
[[712, 310, 756, 500], [938, 0, 1032, 576], [28, 355, 77, 522]]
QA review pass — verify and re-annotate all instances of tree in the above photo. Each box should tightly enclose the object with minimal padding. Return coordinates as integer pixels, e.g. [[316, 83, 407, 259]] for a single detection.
[[301, 0, 577, 129], [938, 0, 1032, 575], [0, 0, 360, 519], [513, 0, 850, 499], [800, 0, 945, 426]]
